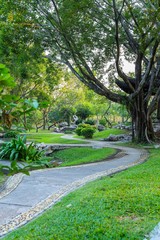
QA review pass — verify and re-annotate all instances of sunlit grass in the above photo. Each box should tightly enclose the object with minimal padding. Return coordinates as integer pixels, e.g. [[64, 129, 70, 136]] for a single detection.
[[51, 147, 116, 166], [4, 149, 160, 240], [74, 128, 127, 140], [26, 131, 86, 144], [93, 128, 127, 139]]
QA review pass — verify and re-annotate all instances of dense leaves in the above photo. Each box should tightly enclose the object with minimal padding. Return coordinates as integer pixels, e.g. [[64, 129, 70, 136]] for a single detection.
[[0, 136, 43, 162], [1, 1, 160, 142]]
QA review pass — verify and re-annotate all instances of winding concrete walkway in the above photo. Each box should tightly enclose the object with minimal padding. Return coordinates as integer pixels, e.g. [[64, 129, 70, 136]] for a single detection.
[[0, 137, 148, 237]]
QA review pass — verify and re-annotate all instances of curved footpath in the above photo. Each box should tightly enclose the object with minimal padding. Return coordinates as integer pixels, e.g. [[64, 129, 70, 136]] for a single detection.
[[0, 137, 148, 237]]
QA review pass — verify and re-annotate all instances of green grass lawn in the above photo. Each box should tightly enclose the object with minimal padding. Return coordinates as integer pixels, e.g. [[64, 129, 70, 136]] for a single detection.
[[4, 149, 160, 240], [93, 128, 127, 139], [26, 131, 86, 144], [74, 128, 127, 140], [51, 147, 116, 166]]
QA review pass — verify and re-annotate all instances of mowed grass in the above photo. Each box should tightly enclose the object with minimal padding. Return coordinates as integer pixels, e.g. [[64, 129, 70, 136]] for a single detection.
[[74, 128, 127, 140], [26, 131, 86, 144], [52, 147, 116, 166], [93, 128, 127, 139], [4, 149, 160, 240]]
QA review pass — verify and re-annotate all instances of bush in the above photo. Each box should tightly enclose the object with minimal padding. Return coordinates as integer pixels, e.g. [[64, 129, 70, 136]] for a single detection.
[[81, 127, 96, 138], [75, 124, 91, 136], [75, 123, 96, 138], [4, 130, 20, 138], [75, 118, 82, 125], [84, 119, 95, 125], [0, 136, 43, 162], [99, 119, 107, 126], [75, 127, 82, 136]]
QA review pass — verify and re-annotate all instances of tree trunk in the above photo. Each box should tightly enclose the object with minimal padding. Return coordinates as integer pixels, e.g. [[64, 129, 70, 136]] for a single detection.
[[132, 95, 155, 143], [43, 110, 46, 130], [23, 112, 28, 130]]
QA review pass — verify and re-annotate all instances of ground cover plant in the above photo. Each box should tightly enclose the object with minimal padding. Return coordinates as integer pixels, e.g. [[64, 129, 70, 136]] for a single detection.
[[4, 149, 160, 240], [51, 147, 116, 167]]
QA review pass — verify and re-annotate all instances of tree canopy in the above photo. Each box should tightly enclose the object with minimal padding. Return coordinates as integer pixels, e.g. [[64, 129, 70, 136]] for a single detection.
[[2, 0, 160, 142]]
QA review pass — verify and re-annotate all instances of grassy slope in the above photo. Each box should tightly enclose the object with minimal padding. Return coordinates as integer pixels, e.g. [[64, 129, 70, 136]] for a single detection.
[[52, 147, 116, 166], [26, 132, 86, 144], [4, 149, 160, 240], [93, 128, 127, 139], [74, 128, 127, 140]]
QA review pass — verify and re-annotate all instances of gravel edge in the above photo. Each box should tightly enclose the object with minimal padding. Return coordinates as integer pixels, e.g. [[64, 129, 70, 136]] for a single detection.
[[0, 150, 148, 238], [0, 174, 24, 200]]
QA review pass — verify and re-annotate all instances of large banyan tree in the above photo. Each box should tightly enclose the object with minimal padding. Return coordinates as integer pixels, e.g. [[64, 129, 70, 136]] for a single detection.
[[3, 0, 160, 142]]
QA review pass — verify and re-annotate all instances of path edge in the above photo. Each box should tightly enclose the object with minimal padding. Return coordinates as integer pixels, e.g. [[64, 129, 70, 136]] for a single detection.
[[0, 149, 148, 238]]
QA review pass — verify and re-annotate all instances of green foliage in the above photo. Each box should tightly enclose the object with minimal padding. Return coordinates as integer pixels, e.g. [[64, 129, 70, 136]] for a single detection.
[[75, 123, 96, 138], [75, 127, 82, 136], [0, 64, 15, 91], [76, 105, 92, 121], [99, 119, 107, 126], [48, 106, 75, 126], [4, 149, 160, 239], [0, 161, 30, 176], [75, 123, 90, 136], [4, 130, 20, 138], [59, 106, 75, 125], [84, 119, 95, 125], [81, 127, 96, 139], [0, 136, 43, 162]]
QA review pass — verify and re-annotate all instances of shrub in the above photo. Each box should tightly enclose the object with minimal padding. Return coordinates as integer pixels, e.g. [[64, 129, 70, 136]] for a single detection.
[[81, 127, 96, 138], [75, 118, 82, 125], [99, 119, 107, 126], [78, 123, 91, 128], [0, 136, 43, 162], [76, 105, 92, 121], [75, 123, 91, 136], [75, 127, 82, 136], [4, 130, 20, 138], [75, 123, 96, 138], [84, 119, 95, 125]]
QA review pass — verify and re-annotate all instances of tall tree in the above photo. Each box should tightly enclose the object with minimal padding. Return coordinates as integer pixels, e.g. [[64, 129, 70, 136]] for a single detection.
[[3, 0, 160, 142]]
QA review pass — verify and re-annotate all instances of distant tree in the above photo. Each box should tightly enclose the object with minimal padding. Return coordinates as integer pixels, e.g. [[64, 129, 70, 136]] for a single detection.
[[3, 0, 160, 142], [76, 105, 92, 122]]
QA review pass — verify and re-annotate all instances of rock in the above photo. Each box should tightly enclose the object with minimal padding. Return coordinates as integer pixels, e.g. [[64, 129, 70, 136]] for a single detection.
[[113, 124, 132, 130], [97, 125, 106, 131], [59, 125, 77, 133], [0, 133, 5, 138], [53, 127, 61, 133], [104, 134, 131, 142], [58, 122, 68, 128]]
